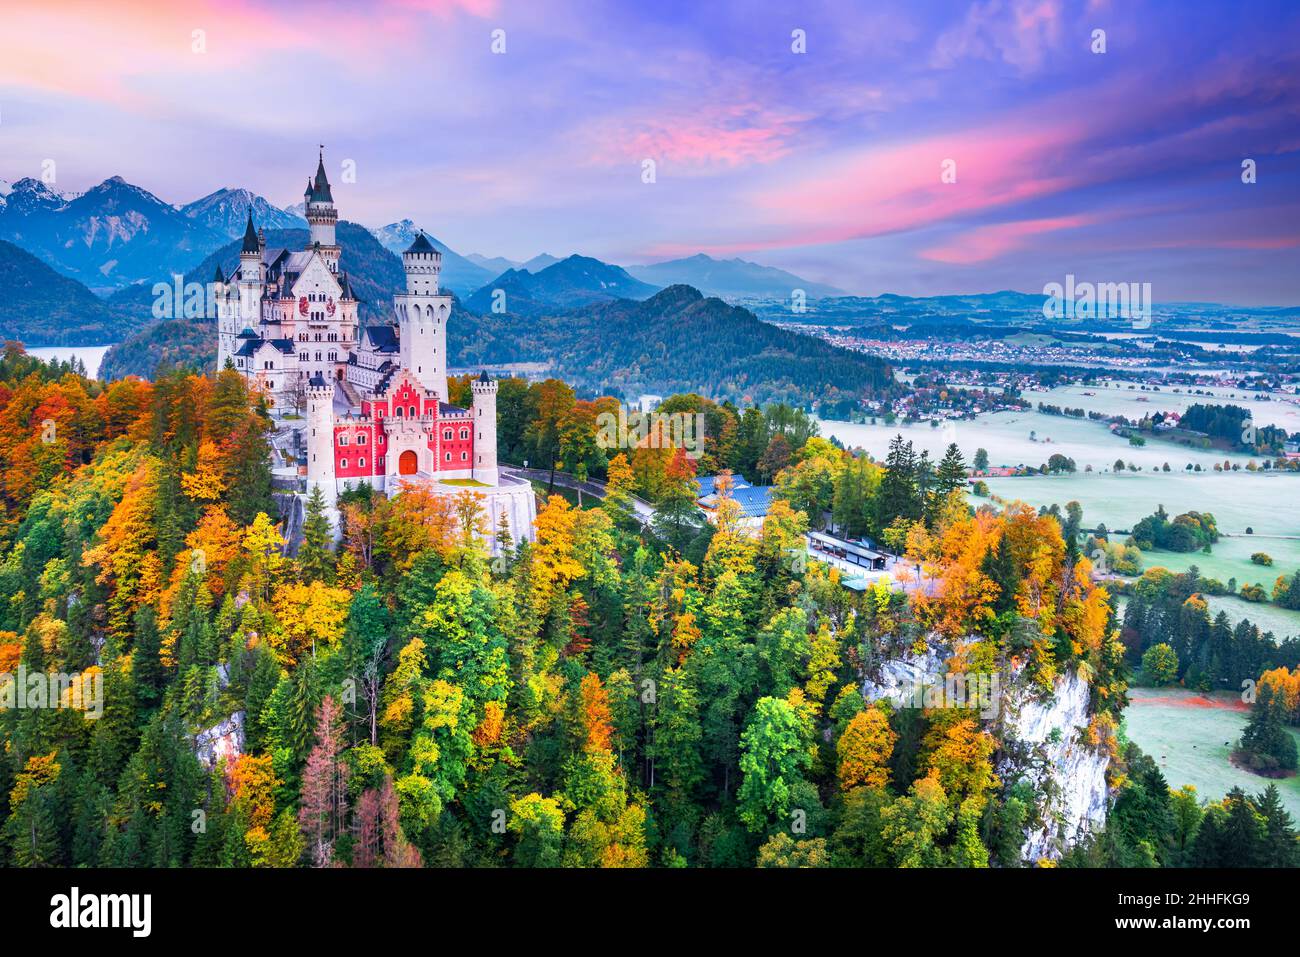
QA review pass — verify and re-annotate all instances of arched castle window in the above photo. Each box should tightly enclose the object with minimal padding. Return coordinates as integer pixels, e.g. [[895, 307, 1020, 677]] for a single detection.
[[443, 429, 453, 441]]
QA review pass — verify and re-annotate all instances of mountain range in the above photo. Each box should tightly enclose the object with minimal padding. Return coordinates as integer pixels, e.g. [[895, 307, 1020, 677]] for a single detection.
[[0, 177, 227, 294], [448, 284, 892, 410], [464, 254, 659, 316], [626, 253, 846, 299], [180, 187, 306, 238], [0, 169, 845, 308], [367, 219, 495, 296]]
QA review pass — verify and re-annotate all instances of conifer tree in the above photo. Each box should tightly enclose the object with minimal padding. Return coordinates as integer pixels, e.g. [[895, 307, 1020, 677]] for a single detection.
[[297, 486, 335, 583]]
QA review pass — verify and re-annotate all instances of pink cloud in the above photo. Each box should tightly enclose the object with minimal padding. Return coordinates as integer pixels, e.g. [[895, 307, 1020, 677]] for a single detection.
[[0, 0, 495, 106], [932, 0, 1065, 73], [918, 214, 1096, 264], [742, 121, 1081, 249], [585, 103, 808, 171]]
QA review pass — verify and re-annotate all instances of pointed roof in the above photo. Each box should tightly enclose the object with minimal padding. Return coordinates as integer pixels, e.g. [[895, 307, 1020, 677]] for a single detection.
[[478, 369, 491, 382], [311, 149, 333, 203], [213, 264, 225, 283], [240, 210, 260, 254], [405, 231, 434, 254]]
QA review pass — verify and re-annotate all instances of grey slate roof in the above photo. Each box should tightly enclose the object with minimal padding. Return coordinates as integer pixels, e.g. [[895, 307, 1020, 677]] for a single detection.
[[362, 325, 399, 353], [240, 211, 260, 254], [405, 232, 434, 254]]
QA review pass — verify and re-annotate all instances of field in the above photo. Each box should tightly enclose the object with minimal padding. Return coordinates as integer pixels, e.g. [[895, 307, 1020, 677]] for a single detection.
[[821, 381, 1300, 587], [1203, 595, 1300, 641], [979, 472, 1300, 582], [819, 381, 1300, 475], [1124, 687, 1300, 818]]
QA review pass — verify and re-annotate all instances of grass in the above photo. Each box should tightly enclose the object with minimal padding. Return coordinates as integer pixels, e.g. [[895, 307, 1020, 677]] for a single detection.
[[528, 480, 601, 510], [1135, 535, 1300, 591], [1124, 687, 1300, 818], [1203, 594, 1300, 640], [440, 478, 490, 487]]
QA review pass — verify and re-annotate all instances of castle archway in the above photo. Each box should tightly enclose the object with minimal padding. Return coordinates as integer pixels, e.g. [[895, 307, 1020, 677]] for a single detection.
[[399, 450, 418, 475]]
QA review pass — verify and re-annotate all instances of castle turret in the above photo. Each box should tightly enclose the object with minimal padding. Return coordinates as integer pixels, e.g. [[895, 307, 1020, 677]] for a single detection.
[[306, 149, 340, 270], [306, 373, 337, 507], [471, 370, 499, 486], [396, 231, 452, 401], [237, 210, 264, 330]]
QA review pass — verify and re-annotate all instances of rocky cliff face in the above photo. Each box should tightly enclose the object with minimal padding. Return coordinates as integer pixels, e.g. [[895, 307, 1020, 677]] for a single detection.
[[194, 709, 245, 770], [1000, 671, 1110, 861], [862, 637, 1111, 863]]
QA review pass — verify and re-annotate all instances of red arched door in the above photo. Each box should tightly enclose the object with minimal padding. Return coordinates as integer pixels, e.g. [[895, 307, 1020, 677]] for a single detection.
[[398, 450, 418, 475]]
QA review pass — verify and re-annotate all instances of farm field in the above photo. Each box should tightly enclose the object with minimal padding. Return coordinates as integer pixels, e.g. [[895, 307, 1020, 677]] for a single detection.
[[980, 471, 1300, 540], [820, 382, 1300, 476], [1046, 381, 1300, 431], [1203, 595, 1300, 641], [1129, 536, 1300, 587], [1124, 687, 1300, 819], [820, 409, 1260, 473]]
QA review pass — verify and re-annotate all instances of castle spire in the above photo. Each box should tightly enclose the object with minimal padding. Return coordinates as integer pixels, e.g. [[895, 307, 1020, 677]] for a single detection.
[[312, 146, 333, 203], [241, 210, 260, 254]]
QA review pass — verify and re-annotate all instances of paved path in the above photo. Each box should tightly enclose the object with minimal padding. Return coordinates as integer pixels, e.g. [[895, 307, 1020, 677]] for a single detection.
[[500, 465, 656, 524]]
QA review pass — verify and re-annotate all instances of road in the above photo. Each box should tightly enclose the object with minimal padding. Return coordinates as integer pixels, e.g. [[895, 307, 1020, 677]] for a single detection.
[[500, 465, 657, 525]]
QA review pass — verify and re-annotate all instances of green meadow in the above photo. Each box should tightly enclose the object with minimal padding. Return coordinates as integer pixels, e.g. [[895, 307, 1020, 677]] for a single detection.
[[1124, 688, 1300, 818]]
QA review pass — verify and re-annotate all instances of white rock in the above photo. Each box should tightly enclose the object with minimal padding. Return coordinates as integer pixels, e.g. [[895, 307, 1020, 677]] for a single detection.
[[863, 639, 1111, 863], [194, 711, 245, 770]]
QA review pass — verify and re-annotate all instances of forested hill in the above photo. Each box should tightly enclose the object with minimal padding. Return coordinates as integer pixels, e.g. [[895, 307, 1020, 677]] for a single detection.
[[450, 284, 894, 412], [99, 319, 217, 381], [0, 240, 134, 345]]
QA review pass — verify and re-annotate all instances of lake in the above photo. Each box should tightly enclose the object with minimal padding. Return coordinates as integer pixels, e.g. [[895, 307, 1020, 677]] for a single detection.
[[24, 344, 114, 379]]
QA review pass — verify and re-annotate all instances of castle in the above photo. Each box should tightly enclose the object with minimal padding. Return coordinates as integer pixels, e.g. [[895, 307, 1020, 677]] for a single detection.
[[215, 152, 536, 552]]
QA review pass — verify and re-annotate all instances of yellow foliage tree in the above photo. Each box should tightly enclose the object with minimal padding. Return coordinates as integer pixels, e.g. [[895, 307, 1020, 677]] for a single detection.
[[837, 706, 896, 791], [270, 580, 352, 665]]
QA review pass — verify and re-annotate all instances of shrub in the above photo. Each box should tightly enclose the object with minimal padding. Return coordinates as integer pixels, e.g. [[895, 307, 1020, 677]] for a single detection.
[[1240, 583, 1268, 603], [1141, 643, 1179, 687]]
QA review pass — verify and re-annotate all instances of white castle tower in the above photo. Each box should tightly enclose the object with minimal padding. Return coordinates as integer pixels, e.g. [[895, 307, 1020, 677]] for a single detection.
[[304, 149, 341, 272], [396, 231, 453, 401], [305, 373, 337, 506], [471, 371, 499, 486]]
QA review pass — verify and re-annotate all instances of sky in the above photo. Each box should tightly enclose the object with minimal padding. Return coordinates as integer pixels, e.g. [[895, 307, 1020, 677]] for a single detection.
[[0, 0, 1297, 303]]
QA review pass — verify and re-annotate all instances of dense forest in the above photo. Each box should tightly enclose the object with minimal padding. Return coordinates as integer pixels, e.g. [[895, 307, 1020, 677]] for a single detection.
[[0, 349, 1294, 869], [451, 285, 896, 413], [0, 241, 134, 346]]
